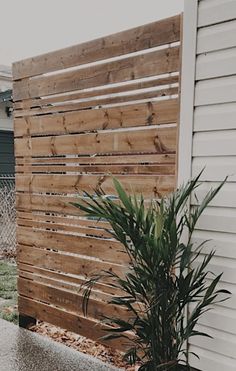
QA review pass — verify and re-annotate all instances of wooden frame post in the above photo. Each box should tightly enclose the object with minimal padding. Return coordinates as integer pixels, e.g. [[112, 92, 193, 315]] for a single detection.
[[19, 314, 37, 329]]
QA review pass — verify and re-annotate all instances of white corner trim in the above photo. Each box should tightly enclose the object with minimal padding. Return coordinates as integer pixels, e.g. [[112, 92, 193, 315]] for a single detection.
[[177, 0, 198, 187]]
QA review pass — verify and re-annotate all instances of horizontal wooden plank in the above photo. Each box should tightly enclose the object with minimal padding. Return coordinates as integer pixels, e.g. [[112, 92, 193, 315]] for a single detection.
[[17, 218, 111, 238], [14, 194, 129, 217], [196, 47, 236, 80], [14, 88, 178, 117], [15, 194, 153, 216], [193, 130, 236, 156], [13, 46, 180, 101], [18, 278, 129, 321], [13, 15, 181, 80], [197, 19, 236, 54], [16, 211, 109, 229], [18, 244, 126, 279], [16, 153, 176, 166], [17, 226, 129, 264], [19, 268, 117, 301], [18, 296, 130, 350], [195, 76, 236, 106], [194, 103, 236, 132], [14, 75, 179, 110], [14, 126, 177, 157], [198, 0, 236, 27], [16, 194, 86, 215], [15, 193, 155, 215], [15, 174, 175, 197], [16, 163, 175, 175], [14, 100, 179, 137], [14, 14, 181, 352], [18, 262, 121, 297]]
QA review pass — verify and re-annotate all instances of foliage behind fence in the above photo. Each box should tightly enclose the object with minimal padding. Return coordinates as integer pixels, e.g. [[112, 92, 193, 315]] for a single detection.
[[0, 175, 16, 255], [14, 14, 182, 350]]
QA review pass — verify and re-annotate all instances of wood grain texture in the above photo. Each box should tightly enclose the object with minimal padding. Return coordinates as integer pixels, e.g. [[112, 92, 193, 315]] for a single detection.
[[16, 211, 109, 229], [17, 226, 128, 264], [16, 193, 85, 215], [16, 174, 175, 197], [17, 218, 111, 238], [15, 14, 181, 349], [18, 278, 129, 321], [18, 296, 131, 350], [16, 153, 176, 165], [18, 263, 121, 297], [15, 192, 156, 215], [16, 163, 175, 175], [14, 87, 178, 117], [14, 98, 178, 129], [15, 126, 177, 157], [13, 46, 180, 101], [18, 244, 126, 278], [14, 75, 179, 111], [13, 15, 180, 80], [19, 269, 114, 303]]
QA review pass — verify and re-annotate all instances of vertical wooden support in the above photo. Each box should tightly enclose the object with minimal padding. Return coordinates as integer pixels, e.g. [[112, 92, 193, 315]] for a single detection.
[[19, 314, 36, 329]]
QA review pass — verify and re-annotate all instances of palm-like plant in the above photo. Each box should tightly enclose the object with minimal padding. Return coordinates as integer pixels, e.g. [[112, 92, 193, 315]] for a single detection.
[[72, 173, 229, 370]]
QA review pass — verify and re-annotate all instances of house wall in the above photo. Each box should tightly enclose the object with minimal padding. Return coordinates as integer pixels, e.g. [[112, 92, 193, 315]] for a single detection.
[[0, 66, 13, 131], [0, 130, 14, 174], [179, 1, 236, 370], [0, 103, 13, 131]]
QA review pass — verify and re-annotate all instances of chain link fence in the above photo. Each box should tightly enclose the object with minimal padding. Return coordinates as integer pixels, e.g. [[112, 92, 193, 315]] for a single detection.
[[0, 175, 16, 256]]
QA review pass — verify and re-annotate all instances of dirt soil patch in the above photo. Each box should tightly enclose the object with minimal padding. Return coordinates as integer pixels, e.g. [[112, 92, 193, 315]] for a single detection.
[[30, 322, 138, 370]]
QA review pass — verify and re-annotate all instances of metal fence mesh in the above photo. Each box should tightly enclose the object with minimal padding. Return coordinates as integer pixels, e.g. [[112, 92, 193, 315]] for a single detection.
[[0, 175, 16, 255]]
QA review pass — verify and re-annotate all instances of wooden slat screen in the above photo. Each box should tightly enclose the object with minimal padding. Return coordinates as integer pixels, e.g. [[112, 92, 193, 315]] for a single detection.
[[14, 14, 182, 351]]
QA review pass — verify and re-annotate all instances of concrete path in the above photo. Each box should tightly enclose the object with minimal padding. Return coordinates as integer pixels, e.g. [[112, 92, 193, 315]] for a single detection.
[[0, 319, 122, 371]]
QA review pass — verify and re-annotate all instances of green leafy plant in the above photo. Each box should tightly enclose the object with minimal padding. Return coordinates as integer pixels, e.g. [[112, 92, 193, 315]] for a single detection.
[[72, 173, 230, 370]]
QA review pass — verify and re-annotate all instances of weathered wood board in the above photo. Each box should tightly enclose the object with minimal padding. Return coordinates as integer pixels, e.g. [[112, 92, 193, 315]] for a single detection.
[[14, 14, 182, 350]]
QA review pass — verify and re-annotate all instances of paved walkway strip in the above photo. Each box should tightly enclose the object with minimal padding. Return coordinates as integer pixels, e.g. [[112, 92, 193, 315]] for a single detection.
[[0, 319, 121, 371]]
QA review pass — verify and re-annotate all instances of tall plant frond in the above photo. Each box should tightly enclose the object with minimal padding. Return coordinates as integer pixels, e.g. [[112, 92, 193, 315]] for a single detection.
[[71, 173, 230, 370]]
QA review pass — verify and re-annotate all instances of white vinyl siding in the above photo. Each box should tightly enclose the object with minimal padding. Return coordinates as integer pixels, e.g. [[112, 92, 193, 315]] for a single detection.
[[198, 0, 236, 27], [180, 1, 236, 370], [197, 19, 236, 53], [194, 103, 236, 131]]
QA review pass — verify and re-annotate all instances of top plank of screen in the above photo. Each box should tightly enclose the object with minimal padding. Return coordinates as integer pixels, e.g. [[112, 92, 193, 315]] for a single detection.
[[12, 15, 181, 80]]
